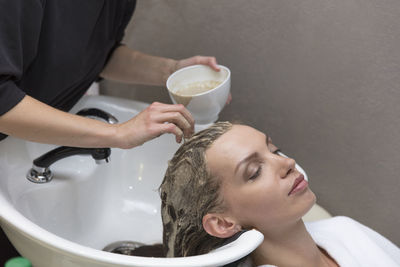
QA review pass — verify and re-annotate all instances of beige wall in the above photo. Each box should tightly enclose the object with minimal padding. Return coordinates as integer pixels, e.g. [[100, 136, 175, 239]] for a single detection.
[[101, 0, 400, 245]]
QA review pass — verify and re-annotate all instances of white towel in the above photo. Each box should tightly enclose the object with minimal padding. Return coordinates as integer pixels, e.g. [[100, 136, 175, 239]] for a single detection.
[[248, 216, 400, 267], [307, 216, 400, 267]]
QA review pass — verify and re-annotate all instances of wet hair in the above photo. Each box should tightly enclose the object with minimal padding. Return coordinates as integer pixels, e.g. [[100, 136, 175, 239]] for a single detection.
[[159, 121, 233, 257]]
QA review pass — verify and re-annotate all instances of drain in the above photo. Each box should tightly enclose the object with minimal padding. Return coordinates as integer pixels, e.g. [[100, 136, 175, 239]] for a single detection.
[[103, 241, 164, 257], [103, 241, 144, 255]]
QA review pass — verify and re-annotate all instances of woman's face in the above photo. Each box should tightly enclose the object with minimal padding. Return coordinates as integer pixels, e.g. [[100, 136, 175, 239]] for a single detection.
[[205, 125, 316, 234]]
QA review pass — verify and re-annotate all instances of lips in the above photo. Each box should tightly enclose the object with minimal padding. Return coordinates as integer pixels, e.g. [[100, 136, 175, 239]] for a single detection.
[[288, 174, 308, 196]]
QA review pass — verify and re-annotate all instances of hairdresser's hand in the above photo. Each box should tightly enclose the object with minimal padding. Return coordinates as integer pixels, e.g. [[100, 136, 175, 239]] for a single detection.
[[175, 56, 232, 105], [176, 55, 220, 72], [114, 102, 194, 149]]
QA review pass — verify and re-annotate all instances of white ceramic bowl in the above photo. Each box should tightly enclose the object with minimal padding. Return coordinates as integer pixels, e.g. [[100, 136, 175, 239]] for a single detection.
[[166, 65, 231, 125]]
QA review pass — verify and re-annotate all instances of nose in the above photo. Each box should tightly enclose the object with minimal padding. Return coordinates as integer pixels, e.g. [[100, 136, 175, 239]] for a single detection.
[[277, 155, 296, 178]]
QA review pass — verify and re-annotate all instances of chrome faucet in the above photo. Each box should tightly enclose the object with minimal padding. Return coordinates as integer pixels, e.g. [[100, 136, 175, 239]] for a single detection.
[[26, 108, 118, 183]]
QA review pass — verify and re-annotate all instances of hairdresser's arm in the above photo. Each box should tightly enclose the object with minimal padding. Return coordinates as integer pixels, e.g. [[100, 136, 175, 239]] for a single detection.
[[0, 95, 193, 148], [99, 46, 220, 86]]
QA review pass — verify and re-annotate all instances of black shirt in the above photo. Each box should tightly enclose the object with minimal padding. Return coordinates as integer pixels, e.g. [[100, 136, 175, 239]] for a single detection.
[[0, 0, 136, 140]]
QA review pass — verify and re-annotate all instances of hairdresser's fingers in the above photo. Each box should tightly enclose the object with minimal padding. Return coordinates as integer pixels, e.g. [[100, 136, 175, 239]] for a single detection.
[[114, 102, 186, 148], [154, 112, 193, 138], [193, 56, 220, 72], [157, 123, 184, 143], [176, 56, 221, 72], [208, 57, 221, 72], [155, 103, 195, 130], [145, 102, 193, 139], [147, 102, 193, 127]]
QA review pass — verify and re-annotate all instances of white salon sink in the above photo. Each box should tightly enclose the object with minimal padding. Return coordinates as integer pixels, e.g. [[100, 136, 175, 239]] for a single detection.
[[0, 95, 264, 267]]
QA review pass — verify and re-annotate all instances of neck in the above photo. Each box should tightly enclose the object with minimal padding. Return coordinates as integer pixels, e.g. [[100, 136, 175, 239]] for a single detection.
[[251, 220, 334, 267]]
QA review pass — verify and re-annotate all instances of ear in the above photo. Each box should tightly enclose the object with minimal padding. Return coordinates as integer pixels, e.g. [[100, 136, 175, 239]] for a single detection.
[[202, 213, 242, 238]]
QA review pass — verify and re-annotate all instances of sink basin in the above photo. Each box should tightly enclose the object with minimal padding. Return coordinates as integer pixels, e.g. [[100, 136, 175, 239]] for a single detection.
[[0, 95, 331, 267], [0, 95, 264, 267]]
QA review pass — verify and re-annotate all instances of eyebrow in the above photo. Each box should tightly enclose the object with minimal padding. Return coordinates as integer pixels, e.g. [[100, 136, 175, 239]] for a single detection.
[[234, 134, 269, 175], [234, 152, 259, 175]]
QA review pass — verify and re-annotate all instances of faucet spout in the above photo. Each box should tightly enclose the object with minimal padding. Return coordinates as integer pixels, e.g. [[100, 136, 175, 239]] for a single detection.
[[27, 147, 111, 183]]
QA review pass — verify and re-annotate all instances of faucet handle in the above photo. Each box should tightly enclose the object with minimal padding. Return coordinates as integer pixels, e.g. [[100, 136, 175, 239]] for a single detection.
[[76, 108, 118, 124]]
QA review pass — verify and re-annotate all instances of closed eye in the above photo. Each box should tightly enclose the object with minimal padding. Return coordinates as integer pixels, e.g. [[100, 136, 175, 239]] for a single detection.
[[249, 166, 262, 180]]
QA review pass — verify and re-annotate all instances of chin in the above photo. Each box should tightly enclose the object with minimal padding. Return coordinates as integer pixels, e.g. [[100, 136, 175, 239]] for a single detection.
[[302, 189, 317, 215], [292, 188, 317, 222]]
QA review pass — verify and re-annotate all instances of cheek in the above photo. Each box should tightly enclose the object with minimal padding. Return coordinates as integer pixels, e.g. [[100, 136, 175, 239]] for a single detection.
[[252, 191, 290, 224], [224, 181, 286, 225]]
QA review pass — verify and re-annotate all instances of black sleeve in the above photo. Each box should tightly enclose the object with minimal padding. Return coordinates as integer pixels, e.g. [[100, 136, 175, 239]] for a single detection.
[[0, 0, 43, 115]]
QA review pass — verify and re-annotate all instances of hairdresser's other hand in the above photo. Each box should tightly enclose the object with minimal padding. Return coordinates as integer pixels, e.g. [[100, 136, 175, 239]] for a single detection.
[[175, 55, 220, 72], [114, 102, 194, 149], [175, 56, 232, 105]]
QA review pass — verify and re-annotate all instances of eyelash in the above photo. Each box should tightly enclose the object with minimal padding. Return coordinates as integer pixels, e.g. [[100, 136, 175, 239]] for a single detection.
[[249, 165, 262, 180], [273, 149, 280, 155], [249, 149, 280, 180]]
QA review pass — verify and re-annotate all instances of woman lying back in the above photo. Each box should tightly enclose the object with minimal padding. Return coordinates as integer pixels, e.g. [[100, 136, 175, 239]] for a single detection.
[[160, 122, 400, 267]]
